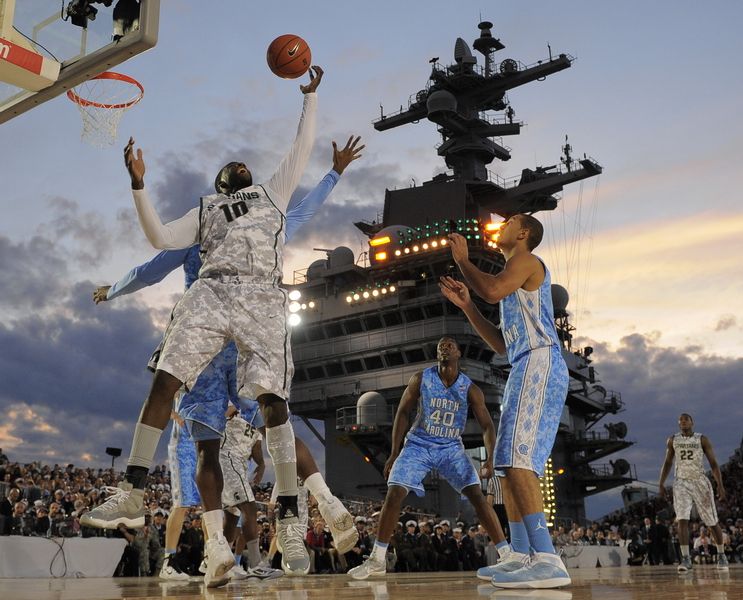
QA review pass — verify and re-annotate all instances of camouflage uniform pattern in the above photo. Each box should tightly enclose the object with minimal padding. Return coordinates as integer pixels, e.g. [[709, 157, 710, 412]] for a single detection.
[[220, 412, 262, 508]]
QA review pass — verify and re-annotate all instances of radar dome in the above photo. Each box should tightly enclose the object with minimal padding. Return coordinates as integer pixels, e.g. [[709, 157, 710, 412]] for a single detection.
[[551, 284, 569, 315], [356, 391, 387, 426], [427, 90, 458, 116], [306, 259, 327, 281], [328, 246, 355, 270]]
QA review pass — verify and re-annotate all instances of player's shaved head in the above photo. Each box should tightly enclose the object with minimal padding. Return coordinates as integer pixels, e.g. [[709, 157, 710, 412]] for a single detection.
[[679, 413, 693, 423], [214, 161, 252, 195]]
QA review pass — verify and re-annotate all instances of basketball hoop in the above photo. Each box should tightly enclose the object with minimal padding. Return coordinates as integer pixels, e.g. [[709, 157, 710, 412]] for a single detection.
[[67, 72, 144, 148]]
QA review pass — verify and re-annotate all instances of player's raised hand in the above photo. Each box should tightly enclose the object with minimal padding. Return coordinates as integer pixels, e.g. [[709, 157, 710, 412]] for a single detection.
[[447, 232, 469, 264], [300, 66, 324, 94], [439, 276, 472, 309], [332, 136, 364, 175], [124, 136, 145, 190], [93, 285, 111, 304]]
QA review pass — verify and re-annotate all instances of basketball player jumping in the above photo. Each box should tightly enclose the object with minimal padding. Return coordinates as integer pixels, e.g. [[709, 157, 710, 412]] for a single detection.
[[658, 413, 729, 572], [82, 66, 332, 584], [439, 215, 571, 589], [349, 336, 508, 580]]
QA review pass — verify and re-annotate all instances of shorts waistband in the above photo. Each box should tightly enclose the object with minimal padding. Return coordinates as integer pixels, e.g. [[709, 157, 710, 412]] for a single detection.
[[203, 273, 281, 286]]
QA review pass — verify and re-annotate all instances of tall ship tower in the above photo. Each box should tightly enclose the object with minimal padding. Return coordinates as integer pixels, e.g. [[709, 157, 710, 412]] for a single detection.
[[288, 22, 634, 523]]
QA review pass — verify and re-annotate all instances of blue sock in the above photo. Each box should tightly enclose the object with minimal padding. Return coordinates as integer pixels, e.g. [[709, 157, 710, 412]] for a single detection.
[[509, 521, 529, 554], [522, 512, 555, 554], [234, 553, 241, 566]]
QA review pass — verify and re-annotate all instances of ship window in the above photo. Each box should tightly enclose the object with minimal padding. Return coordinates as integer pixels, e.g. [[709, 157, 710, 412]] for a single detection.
[[382, 312, 402, 326], [466, 344, 480, 359], [324, 322, 344, 338], [404, 307, 425, 322], [325, 362, 344, 377], [364, 315, 384, 330], [305, 325, 325, 342], [293, 369, 307, 383], [385, 351, 404, 366], [307, 366, 325, 380], [404, 348, 426, 363], [363, 355, 384, 370], [343, 359, 364, 373], [425, 344, 438, 360], [424, 303, 444, 318], [444, 302, 460, 315], [481, 349, 495, 363], [344, 319, 364, 334], [291, 329, 308, 344]]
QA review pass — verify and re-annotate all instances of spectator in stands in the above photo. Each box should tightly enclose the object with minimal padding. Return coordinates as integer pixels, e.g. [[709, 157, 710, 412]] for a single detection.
[[396, 520, 420, 572], [306, 519, 333, 573], [693, 529, 714, 564], [461, 526, 483, 570], [346, 516, 371, 569], [0, 487, 20, 535], [9, 501, 31, 536]]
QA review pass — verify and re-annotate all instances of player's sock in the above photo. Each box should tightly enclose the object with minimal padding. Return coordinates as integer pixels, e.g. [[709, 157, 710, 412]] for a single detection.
[[522, 512, 556, 554], [266, 422, 299, 514], [495, 540, 510, 558], [509, 521, 530, 554], [234, 553, 242, 566], [680, 546, 690, 558], [247, 539, 261, 568], [716, 544, 725, 555], [202, 509, 224, 539], [125, 423, 162, 488], [304, 472, 332, 504], [371, 541, 388, 562]]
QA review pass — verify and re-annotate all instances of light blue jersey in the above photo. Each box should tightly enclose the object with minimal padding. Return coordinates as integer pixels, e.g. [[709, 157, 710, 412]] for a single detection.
[[407, 366, 471, 445], [498, 257, 561, 364]]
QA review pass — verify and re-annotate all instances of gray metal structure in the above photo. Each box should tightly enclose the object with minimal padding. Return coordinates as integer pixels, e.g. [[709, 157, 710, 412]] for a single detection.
[[288, 22, 632, 522]]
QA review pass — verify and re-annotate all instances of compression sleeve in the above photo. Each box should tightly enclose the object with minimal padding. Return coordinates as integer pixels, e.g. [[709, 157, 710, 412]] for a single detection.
[[106, 247, 193, 300], [264, 93, 317, 214], [285, 170, 339, 243], [131, 188, 199, 249]]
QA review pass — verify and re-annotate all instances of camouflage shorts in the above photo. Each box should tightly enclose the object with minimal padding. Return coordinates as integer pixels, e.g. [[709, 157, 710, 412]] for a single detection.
[[157, 278, 293, 399]]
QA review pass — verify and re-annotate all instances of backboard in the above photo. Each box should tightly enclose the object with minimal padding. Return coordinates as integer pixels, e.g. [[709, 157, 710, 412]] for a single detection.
[[0, 0, 159, 124]]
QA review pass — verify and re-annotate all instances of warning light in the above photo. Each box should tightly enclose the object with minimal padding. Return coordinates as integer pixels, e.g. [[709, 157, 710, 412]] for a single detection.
[[375, 251, 388, 261], [370, 236, 391, 247], [363, 456, 371, 463]]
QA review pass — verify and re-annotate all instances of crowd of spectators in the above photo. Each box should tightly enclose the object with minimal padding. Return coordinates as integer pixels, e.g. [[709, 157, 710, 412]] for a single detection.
[[3, 438, 742, 574]]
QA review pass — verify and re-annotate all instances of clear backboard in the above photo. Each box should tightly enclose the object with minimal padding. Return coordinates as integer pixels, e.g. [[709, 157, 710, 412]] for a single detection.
[[0, 0, 159, 124]]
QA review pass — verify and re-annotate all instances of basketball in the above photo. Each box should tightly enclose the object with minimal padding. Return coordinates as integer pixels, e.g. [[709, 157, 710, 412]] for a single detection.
[[266, 34, 312, 79]]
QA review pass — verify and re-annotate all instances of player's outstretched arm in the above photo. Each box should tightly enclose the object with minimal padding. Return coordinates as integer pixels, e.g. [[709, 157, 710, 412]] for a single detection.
[[701, 435, 727, 502], [92, 247, 193, 304], [469, 384, 496, 479], [124, 137, 199, 249], [383, 372, 422, 479], [658, 436, 675, 500], [448, 233, 539, 304], [284, 137, 364, 242], [439, 276, 506, 354], [266, 66, 323, 213]]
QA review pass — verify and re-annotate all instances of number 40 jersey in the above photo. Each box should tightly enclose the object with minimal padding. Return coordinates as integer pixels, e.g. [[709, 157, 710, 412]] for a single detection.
[[673, 432, 705, 480], [407, 366, 471, 445]]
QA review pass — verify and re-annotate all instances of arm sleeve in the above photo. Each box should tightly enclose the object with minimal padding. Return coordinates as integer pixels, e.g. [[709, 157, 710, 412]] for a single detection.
[[284, 170, 339, 243], [106, 248, 193, 300], [264, 93, 317, 214], [131, 188, 200, 249]]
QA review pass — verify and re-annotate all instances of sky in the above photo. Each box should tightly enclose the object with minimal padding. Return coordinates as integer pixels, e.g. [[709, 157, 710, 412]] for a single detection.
[[1, 0, 742, 520]]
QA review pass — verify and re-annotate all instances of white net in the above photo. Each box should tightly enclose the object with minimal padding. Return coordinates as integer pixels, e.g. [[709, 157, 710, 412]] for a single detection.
[[68, 74, 143, 148]]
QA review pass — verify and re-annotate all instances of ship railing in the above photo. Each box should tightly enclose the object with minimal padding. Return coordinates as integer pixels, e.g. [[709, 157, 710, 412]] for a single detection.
[[487, 170, 521, 189], [336, 405, 395, 430], [435, 135, 511, 154], [569, 430, 631, 443], [581, 462, 637, 480]]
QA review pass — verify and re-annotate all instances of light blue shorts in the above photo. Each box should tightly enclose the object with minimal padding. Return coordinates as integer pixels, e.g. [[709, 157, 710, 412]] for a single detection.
[[494, 346, 568, 476], [168, 421, 200, 507], [387, 436, 480, 497]]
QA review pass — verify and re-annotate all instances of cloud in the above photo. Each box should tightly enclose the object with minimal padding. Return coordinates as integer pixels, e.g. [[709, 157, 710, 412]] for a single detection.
[[715, 314, 738, 332], [582, 331, 743, 518]]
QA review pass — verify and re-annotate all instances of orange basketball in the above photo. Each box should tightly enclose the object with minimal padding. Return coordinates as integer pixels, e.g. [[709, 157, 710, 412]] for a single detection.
[[267, 34, 311, 79]]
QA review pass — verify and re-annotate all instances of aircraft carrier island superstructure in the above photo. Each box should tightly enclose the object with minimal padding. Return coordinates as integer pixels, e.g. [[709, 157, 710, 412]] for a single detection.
[[287, 22, 633, 523]]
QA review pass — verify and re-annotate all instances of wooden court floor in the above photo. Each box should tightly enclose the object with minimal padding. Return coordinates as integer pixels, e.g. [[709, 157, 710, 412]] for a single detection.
[[0, 566, 741, 600]]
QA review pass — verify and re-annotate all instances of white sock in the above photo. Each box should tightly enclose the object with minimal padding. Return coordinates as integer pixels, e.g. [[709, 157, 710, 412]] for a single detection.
[[266, 422, 298, 496], [371, 541, 387, 562], [202, 509, 224, 539], [717, 544, 725, 555], [305, 472, 332, 504], [247, 539, 261, 568], [127, 423, 162, 469], [680, 546, 690, 557]]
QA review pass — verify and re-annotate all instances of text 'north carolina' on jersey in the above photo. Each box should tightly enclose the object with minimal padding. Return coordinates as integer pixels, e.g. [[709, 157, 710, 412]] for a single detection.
[[673, 432, 705, 480], [407, 366, 471, 445], [198, 185, 285, 283], [499, 257, 561, 363]]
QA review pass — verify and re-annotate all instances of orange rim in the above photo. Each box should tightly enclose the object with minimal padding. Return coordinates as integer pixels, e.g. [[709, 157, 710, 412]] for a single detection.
[[66, 71, 144, 109]]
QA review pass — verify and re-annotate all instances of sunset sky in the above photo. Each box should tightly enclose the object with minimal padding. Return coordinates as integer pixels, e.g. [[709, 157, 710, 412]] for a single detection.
[[1, 0, 742, 518]]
